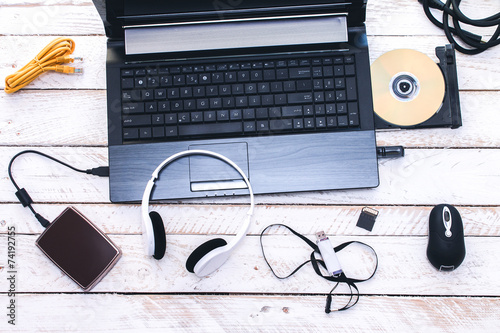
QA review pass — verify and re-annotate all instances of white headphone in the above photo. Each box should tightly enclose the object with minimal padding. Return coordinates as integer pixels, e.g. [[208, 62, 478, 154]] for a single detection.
[[141, 150, 254, 277]]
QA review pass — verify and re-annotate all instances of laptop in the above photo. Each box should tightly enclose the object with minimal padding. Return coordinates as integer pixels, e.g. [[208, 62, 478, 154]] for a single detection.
[[92, 0, 379, 202]]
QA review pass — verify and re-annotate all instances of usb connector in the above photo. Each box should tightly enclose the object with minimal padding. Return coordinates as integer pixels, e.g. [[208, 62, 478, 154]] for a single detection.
[[316, 231, 343, 277]]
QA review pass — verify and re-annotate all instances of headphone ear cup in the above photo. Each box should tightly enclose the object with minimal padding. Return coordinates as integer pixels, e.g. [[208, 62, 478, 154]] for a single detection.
[[185, 238, 228, 273], [149, 211, 166, 260]]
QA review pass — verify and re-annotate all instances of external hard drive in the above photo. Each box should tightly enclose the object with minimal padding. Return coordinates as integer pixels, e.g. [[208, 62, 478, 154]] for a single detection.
[[36, 207, 121, 291]]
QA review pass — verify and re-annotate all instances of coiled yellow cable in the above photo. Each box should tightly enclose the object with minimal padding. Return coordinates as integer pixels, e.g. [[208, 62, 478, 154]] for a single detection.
[[4, 37, 83, 94]]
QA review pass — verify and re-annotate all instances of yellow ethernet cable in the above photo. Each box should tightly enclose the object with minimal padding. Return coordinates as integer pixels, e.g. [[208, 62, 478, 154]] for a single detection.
[[4, 37, 83, 94]]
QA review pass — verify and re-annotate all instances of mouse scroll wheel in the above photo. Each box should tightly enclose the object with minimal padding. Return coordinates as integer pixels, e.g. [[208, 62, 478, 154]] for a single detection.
[[443, 206, 453, 238]]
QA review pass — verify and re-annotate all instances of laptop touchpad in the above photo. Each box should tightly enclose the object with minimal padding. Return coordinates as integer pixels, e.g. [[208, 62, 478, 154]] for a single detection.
[[188, 143, 249, 192]]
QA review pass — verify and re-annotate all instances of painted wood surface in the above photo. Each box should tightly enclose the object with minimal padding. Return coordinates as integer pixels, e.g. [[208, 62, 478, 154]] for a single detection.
[[1, 0, 500, 331]]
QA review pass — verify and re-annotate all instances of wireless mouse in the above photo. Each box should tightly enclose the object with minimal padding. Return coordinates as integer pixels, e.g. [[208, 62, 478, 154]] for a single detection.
[[426, 204, 466, 271]]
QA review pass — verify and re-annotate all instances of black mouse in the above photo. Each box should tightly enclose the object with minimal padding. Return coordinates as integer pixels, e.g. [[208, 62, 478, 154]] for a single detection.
[[426, 204, 466, 271]]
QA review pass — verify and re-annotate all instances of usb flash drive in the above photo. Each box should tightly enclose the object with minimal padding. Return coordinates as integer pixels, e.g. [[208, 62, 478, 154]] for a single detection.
[[316, 231, 343, 277]]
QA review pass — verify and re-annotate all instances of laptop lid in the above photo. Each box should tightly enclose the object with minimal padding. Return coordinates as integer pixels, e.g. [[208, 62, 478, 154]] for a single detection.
[[94, 0, 368, 39]]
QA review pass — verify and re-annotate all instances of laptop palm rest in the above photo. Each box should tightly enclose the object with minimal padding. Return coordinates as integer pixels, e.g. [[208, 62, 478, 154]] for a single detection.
[[188, 143, 249, 192]]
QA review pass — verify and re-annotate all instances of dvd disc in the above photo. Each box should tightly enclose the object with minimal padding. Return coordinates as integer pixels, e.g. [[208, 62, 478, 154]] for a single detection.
[[371, 49, 446, 126]]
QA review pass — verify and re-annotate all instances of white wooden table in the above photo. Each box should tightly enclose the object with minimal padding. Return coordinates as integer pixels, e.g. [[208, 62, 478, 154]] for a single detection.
[[1, 1, 500, 331]]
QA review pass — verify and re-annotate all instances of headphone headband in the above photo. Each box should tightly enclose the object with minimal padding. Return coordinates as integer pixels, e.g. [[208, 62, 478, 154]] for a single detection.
[[141, 150, 254, 271]]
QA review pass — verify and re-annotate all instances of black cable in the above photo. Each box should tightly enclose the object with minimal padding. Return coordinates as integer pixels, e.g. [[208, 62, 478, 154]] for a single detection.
[[8, 150, 109, 228], [419, 0, 500, 55], [260, 224, 378, 313]]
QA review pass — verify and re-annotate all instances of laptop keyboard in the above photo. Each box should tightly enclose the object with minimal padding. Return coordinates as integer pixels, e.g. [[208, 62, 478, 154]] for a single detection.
[[120, 52, 360, 142]]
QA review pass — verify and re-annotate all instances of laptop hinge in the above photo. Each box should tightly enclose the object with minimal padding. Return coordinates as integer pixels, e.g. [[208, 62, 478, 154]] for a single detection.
[[124, 14, 348, 55]]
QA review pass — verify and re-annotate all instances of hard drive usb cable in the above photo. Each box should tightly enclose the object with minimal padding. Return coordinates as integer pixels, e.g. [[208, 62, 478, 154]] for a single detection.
[[8, 150, 109, 228]]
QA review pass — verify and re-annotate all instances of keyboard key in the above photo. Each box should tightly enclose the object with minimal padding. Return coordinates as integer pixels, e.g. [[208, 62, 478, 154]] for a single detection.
[[160, 76, 172, 87], [270, 119, 293, 131], [122, 90, 141, 102], [179, 123, 242, 136], [145, 102, 157, 112], [276, 69, 288, 80], [123, 115, 151, 127], [327, 116, 337, 127], [121, 78, 134, 89], [316, 117, 326, 128], [338, 115, 348, 127], [230, 109, 242, 120], [147, 76, 159, 88], [175, 113, 188, 123], [289, 67, 311, 79], [345, 64, 356, 76], [121, 69, 134, 77], [293, 118, 304, 129], [217, 110, 229, 121], [269, 107, 281, 118], [238, 71, 250, 82], [243, 108, 256, 119], [173, 75, 185, 85], [346, 77, 357, 100], [297, 80, 312, 91], [155, 89, 167, 99], [314, 92, 324, 103], [123, 103, 144, 114], [326, 104, 336, 114], [165, 126, 178, 137], [251, 70, 262, 81], [152, 127, 165, 138], [139, 128, 152, 139], [123, 128, 139, 139], [142, 89, 154, 101], [244, 121, 256, 132], [257, 120, 269, 131], [336, 90, 346, 102], [158, 101, 170, 112], [288, 93, 313, 104], [348, 102, 359, 126], [282, 106, 303, 117], [334, 65, 344, 76], [165, 114, 177, 124], [256, 108, 268, 119], [312, 67, 323, 78], [204, 111, 216, 122], [337, 103, 347, 114], [191, 112, 203, 122], [135, 77, 146, 88], [212, 72, 224, 83], [152, 114, 164, 124]]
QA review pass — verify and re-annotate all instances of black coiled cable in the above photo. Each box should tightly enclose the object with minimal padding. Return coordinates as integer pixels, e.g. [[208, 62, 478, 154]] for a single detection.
[[419, 0, 500, 54]]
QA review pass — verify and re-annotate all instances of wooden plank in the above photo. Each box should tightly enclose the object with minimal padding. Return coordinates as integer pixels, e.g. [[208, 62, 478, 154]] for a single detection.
[[0, 36, 107, 91], [1, 233, 498, 295], [2, 90, 499, 147], [3, 203, 500, 237], [1, 35, 499, 91], [1, 147, 500, 206], [368, 37, 500, 92], [1, 0, 499, 37], [0, 5, 105, 36], [1, 294, 500, 332]]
